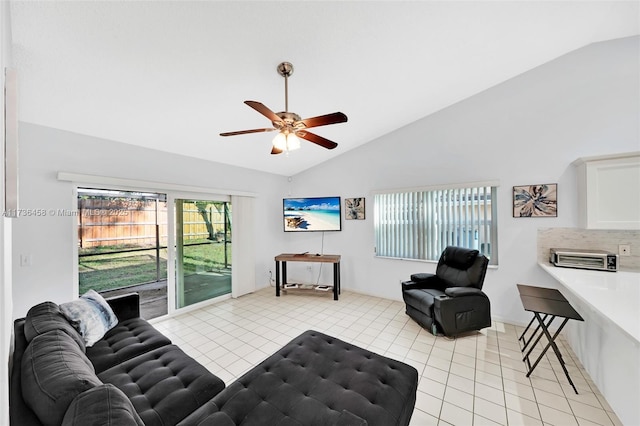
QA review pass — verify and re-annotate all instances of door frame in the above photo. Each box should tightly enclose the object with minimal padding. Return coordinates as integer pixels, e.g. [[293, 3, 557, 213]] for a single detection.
[[166, 192, 231, 316], [62, 172, 255, 319]]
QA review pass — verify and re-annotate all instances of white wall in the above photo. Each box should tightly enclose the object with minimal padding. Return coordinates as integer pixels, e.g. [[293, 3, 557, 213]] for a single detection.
[[12, 124, 288, 317], [289, 36, 640, 326], [10, 36, 639, 328], [1, 0, 13, 423]]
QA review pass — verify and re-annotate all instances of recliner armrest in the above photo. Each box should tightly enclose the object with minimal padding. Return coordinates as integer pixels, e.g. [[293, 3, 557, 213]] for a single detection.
[[402, 275, 444, 290], [410, 273, 435, 282], [444, 287, 484, 298], [433, 289, 491, 336]]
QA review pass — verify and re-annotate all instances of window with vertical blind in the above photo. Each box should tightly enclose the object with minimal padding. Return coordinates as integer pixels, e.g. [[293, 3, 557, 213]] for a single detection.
[[373, 182, 498, 265]]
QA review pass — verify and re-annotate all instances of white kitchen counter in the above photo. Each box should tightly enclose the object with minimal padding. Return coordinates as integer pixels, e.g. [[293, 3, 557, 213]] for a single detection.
[[539, 263, 640, 343], [539, 263, 640, 426]]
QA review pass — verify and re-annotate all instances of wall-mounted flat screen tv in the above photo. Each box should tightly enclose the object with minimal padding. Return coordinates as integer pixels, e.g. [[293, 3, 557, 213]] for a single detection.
[[283, 196, 342, 232]]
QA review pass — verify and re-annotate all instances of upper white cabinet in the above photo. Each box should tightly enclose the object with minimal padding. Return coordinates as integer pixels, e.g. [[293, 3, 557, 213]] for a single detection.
[[574, 152, 640, 230]]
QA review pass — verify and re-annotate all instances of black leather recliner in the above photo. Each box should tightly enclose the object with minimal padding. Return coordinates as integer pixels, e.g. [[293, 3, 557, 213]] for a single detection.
[[401, 246, 490, 336]]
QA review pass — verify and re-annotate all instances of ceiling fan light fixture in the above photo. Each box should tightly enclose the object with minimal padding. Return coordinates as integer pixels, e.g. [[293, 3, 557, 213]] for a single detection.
[[220, 61, 346, 154], [272, 132, 300, 153], [286, 133, 301, 150]]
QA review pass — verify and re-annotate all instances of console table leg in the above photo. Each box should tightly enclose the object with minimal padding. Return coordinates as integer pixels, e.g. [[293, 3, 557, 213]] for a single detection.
[[333, 262, 339, 301], [282, 261, 287, 290], [275, 260, 280, 297]]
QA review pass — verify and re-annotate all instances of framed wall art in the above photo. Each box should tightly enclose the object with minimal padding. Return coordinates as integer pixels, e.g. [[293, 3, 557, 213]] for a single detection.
[[513, 184, 557, 217], [345, 197, 365, 220]]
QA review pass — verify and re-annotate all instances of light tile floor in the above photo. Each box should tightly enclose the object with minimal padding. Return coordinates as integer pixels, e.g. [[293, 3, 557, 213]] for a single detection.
[[152, 288, 622, 426]]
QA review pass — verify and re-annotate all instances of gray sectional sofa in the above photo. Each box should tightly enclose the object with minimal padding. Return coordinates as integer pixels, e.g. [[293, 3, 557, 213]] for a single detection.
[[11, 293, 225, 426], [10, 293, 418, 426]]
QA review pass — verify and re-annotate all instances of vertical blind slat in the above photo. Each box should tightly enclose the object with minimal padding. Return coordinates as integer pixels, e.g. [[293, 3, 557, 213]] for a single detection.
[[471, 187, 476, 253], [374, 185, 496, 264], [483, 186, 490, 256], [463, 187, 470, 248]]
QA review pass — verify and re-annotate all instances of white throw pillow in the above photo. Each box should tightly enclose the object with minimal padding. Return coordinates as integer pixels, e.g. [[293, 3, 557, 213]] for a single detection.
[[60, 290, 118, 347]]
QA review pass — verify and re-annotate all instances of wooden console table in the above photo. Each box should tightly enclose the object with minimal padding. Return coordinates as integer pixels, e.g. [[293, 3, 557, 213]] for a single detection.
[[275, 253, 341, 300]]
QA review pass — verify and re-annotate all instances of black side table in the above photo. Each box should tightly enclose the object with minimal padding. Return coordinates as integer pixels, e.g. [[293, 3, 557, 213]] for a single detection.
[[517, 284, 584, 394]]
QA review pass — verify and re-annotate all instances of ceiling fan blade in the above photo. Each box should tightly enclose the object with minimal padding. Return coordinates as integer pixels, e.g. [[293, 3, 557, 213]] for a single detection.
[[298, 112, 348, 129], [220, 128, 275, 137], [271, 146, 283, 155], [296, 131, 338, 150], [245, 101, 282, 124]]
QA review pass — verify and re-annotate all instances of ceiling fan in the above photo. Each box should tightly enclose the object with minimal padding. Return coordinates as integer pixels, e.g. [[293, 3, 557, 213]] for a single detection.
[[220, 62, 348, 155]]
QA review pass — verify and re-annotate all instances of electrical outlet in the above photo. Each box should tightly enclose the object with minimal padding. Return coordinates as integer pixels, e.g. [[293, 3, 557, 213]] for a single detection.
[[619, 244, 631, 256]]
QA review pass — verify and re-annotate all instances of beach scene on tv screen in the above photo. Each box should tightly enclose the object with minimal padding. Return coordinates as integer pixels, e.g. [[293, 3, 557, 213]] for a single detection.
[[284, 197, 341, 231]]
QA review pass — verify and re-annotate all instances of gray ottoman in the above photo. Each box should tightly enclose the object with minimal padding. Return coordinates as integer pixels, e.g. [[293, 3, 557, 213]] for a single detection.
[[179, 330, 418, 426]]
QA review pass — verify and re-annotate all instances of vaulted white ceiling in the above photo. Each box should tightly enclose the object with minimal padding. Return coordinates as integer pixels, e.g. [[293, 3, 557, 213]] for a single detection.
[[9, 1, 639, 176]]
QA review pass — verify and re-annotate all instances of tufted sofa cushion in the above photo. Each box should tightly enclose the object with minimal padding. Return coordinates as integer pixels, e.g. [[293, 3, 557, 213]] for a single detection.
[[86, 317, 172, 373], [336, 409, 369, 426], [180, 406, 368, 426], [24, 301, 86, 351], [62, 383, 144, 426], [178, 330, 418, 426], [98, 344, 225, 426], [21, 330, 102, 426]]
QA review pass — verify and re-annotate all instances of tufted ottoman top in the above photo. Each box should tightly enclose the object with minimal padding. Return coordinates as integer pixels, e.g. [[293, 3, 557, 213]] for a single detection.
[[179, 330, 418, 426]]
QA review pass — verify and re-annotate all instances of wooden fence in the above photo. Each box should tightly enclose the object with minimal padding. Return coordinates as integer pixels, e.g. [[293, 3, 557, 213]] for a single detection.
[[78, 199, 229, 249]]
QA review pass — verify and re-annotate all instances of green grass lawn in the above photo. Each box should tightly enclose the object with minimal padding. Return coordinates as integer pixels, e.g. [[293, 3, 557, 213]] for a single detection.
[[79, 241, 231, 294]]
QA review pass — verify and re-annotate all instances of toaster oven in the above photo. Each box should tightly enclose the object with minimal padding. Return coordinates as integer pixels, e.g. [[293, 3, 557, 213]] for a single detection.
[[550, 248, 618, 272]]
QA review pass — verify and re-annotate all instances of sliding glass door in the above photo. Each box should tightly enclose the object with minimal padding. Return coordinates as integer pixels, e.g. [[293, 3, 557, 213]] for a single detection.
[[77, 188, 168, 319], [175, 199, 232, 308]]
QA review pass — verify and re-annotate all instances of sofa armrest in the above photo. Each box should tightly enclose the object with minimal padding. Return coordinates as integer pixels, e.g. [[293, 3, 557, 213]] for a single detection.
[[444, 287, 484, 297], [10, 319, 45, 426], [105, 293, 140, 322]]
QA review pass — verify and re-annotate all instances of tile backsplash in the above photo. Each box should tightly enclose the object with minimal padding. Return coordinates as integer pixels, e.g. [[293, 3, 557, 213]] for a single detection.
[[538, 228, 640, 272]]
